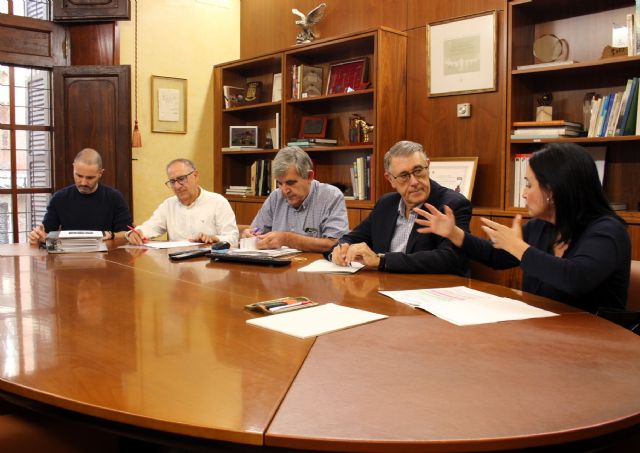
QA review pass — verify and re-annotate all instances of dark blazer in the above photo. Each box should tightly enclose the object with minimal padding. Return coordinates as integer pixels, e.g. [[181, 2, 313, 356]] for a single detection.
[[328, 180, 471, 274]]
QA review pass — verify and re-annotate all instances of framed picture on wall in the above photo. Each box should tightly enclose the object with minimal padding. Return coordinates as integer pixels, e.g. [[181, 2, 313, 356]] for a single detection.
[[428, 157, 478, 200], [152, 75, 187, 133], [427, 11, 497, 97]]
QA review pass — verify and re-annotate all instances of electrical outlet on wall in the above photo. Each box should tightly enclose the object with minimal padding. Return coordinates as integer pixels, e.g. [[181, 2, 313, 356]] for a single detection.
[[457, 103, 471, 118]]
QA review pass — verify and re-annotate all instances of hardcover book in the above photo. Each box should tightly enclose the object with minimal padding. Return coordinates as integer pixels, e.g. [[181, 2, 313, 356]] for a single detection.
[[300, 65, 323, 98]]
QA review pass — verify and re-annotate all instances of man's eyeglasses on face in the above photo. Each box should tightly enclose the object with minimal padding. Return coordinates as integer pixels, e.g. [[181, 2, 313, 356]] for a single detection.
[[165, 170, 195, 188], [388, 165, 428, 184]]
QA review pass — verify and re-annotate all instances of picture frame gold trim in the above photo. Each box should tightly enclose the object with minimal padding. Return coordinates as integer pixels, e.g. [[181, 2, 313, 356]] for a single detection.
[[427, 11, 497, 97], [151, 75, 187, 134], [428, 157, 479, 200]]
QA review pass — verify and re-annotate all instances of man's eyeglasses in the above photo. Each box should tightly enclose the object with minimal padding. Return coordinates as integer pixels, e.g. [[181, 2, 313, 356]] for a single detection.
[[165, 170, 195, 188], [387, 166, 428, 184]]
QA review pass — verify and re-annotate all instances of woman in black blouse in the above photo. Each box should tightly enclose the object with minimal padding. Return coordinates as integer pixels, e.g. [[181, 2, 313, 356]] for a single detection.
[[414, 142, 631, 312]]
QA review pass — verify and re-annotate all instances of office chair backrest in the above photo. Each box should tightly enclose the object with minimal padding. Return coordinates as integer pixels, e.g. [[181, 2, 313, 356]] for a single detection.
[[628, 260, 640, 312]]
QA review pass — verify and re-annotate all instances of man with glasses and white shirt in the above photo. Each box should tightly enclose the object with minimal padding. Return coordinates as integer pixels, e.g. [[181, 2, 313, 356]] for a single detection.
[[327, 140, 471, 274], [126, 158, 238, 246]]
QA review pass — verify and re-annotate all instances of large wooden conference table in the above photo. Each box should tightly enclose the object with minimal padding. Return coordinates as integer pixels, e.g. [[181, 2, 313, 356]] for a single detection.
[[1, 242, 640, 452]]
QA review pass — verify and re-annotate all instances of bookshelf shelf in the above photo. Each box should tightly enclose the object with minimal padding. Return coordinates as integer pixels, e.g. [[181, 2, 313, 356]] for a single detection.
[[510, 135, 640, 144], [214, 28, 407, 225], [285, 89, 375, 104], [512, 55, 640, 75], [220, 148, 279, 155], [222, 101, 280, 113], [507, 0, 640, 222]]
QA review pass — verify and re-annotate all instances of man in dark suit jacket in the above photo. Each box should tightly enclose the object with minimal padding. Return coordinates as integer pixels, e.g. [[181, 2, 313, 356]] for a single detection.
[[327, 140, 471, 274]]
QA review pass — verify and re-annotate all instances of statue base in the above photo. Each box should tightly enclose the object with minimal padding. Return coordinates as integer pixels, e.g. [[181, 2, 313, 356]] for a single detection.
[[536, 106, 552, 122]]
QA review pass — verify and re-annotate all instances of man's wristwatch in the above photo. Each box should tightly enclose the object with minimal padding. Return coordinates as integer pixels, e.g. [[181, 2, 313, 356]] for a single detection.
[[377, 253, 386, 271]]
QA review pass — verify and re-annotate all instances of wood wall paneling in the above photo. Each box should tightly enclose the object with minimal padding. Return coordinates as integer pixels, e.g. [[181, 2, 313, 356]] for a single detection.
[[69, 22, 118, 65], [240, 0, 407, 59], [233, 202, 263, 225], [405, 5, 507, 210], [407, 0, 506, 30]]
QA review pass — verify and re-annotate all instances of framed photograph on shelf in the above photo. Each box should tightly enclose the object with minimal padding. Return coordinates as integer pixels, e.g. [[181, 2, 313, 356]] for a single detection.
[[326, 58, 368, 95], [299, 116, 327, 138], [230, 126, 258, 148], [427, 11, 497, 97], [152, 75, 187, 133], [428, 157, 478, 200]]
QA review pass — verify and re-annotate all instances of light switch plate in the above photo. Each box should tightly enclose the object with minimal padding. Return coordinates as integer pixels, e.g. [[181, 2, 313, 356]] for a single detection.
[[457, 103, 471, 118]]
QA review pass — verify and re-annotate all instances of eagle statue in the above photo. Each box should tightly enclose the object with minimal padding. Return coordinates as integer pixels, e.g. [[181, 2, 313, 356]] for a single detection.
[[292, 3, 327, 45]]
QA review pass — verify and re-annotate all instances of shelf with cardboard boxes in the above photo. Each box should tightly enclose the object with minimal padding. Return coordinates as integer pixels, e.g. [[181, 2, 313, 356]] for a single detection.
[[214, 27, 407, 226], [507, 0, 640, 226]]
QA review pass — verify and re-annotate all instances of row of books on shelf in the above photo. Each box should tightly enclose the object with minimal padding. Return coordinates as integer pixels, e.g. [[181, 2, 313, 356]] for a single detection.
[[226, 156, 370, 201], [225, 159, 275, 197], [585, 77, 640, 137], [346, 156, 371, 201], [512, 147, 607, 208], [512, 153, 531, 208], [511, 76, 640, 140]]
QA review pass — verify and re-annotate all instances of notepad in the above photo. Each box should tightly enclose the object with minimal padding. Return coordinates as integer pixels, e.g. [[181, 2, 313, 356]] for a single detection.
[[246, 303, 387, 338], [143, 241, 201, 249]]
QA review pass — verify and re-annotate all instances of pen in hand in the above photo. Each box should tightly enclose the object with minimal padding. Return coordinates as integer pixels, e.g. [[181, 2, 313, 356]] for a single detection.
[[127, 225, 148, 243]]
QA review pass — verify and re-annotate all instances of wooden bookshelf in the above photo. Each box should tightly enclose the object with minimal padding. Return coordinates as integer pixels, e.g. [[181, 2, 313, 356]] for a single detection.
[[213, 28, 407, 225], [507, 0, 640, 222]]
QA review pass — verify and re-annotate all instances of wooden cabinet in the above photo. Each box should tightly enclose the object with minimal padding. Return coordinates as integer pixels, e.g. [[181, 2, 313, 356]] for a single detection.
[[53, 0, 130, 22], [507, 0, 640, 227], [213, 27, 407, 224]]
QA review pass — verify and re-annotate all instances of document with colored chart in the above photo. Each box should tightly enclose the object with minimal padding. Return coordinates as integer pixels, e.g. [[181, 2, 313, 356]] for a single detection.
[[379, 286, 558, 326]]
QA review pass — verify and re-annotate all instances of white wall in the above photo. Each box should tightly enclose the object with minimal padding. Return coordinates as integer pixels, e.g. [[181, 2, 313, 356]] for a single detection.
[[119, 0, 240, 222]]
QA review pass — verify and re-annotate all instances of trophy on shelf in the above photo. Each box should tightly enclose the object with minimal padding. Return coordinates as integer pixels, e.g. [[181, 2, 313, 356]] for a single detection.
[[349, 114, 374, 144]]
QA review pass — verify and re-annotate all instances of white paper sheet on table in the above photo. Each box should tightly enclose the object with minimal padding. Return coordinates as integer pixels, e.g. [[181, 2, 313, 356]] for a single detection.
[[379, 286, 558, 326], [246, 303, 387, 338], [141, 241, 202, 249], [298, 259, 364, 274]]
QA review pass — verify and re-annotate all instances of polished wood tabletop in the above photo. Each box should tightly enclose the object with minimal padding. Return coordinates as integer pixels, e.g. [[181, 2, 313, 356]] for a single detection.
[[1, 242, 639, 451]]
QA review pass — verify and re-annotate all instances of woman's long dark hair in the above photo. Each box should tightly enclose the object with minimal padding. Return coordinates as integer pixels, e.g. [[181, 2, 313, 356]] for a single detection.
[[528, 142, 622, 245]]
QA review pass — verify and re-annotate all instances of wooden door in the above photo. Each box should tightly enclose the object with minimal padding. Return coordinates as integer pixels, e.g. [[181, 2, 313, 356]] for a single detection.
[[53, 65, 132, 210]]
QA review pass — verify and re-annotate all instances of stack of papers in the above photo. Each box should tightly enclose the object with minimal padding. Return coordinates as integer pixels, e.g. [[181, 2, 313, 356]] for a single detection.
[[228, 246, 301, 258], [46, 230, 107, 253], [247, 303, 387, 338], [380, 286, 558, 326]]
